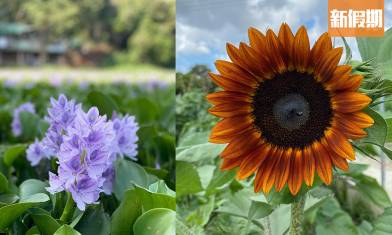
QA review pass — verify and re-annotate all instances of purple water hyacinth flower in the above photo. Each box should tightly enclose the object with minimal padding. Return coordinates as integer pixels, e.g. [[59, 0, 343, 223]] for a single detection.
[[69, 175, 102, 211], [41, 94, 139, 210], [46, 172, 64, 194], [102, 166, 115, 195], [112, 115, 139, 160], [26, 139, 50, 166], [11, 102, 35, 136], [42, 94, 81, 154], [47, 106, 115, 210]]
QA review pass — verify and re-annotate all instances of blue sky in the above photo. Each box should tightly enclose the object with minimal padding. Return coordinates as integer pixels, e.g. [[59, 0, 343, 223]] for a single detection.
[[176, 0, 392, 72]]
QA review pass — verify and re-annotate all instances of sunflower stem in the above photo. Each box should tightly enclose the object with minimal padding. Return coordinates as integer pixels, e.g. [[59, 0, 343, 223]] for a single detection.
[[60, 192, 75, 223], [289, 195, 306, 235]]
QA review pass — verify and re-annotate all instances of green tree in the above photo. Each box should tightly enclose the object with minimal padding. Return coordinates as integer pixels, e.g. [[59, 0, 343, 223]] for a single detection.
[[21, 0, 79, 63]]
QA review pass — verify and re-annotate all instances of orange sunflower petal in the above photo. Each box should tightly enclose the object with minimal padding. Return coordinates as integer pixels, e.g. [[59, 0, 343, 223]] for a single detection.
[[288, 149, 304, 195], [221, 130, 262, 159], [331, 92, 372, 113], [334, 114, 368, 139], [265, 29, 286, 73], [215, 60, 259, 87], [261, 147, 282, 193], [209, 72, 254, 93], [310, 32, 332, 67], [209, 116, 254, 143], [236, 144, 272, 180], [278, 23, 294, 69], [221, 157, 243, 170], [323, 129, 355, 160], [239, 42, 272, 79], [248, 27, 266, 55], [206, 91, 252, 105], [303, 146, 315, 186], [314, 47, 343, 82], [312, 142, 333, 185], [208, 102, 252, 118], [274, 147, 292, 191], [330, 154, 349, 171], [292, 26, 310, 72], [345, 112, 374, 128]]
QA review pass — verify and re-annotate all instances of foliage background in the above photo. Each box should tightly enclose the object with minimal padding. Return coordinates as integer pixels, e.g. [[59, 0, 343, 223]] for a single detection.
[[0, 0, 175, 68]]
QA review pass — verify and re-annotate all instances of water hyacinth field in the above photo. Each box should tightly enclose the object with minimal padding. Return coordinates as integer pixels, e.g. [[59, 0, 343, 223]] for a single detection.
[[0, 76, 175, 234]]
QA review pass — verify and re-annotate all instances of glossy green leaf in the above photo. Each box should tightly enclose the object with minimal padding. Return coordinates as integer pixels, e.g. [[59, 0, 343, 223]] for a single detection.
[[0, 172, 8, 194], [176, 161, 203, 197], [371, 207, 392, 235], [247, 201, 273, 220], [133, 208, 175, 235], [19, 112, 41, 140], [87, 91, 119, 117], [114, 158, 157, 200], [29, 208, 61, 235], [176, 143, 225, 162], [111, 189, 141, 235], [362, 108, 387, 146], [19, 179, 48, 201], [74, 205, 110, 235], [186, 197, 214, 227], [0, 194, 18, 207], [54, 225, 81, 235], [111, 184, 175, 235], [3, 144, 27, 167], [0, 193, 49, 231]]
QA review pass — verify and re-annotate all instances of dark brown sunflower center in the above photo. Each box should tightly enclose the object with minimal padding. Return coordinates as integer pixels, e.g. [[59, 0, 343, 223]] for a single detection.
[[252, 71, 332, 149]]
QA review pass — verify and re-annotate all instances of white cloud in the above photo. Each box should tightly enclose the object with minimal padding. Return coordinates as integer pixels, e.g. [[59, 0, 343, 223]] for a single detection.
[[176, 0, 392, 71]]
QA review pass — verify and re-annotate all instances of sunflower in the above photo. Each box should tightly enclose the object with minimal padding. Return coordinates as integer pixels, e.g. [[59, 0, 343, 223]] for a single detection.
[[207, 23, 374, 195]]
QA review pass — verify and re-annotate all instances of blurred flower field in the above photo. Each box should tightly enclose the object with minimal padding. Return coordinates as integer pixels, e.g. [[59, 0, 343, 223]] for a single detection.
[[0, 75, 175, 234]]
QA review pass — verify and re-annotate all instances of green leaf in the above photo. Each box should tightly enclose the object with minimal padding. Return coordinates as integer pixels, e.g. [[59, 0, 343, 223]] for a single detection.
[[362, 108, 387, 146], [19, 179, 48, 201], [0, 172, 8, 194], [26, 226, 40, 235], [186, 197, 214, 227], [176, 143, 225, 162], [19, 112, 40, 140], [114, 158, 157, 200], [111, 185, 175, 235], [354, 174, 392, 207], [342, 37, 352, 64], [385, 118, 392, 143], [87, 91, 119, 117], [197, 165, 215, 189], [148, 180, 175, 197], [0, 194, 18, 207], [29, 208, 61, 235], [0, 193, 49, 231], [371, 207, 392, 235], [3, 144, 27, 167], [315, 198, 359, 235], [178, 131, 209, 147], [205, 168, 235, 196], [134, 185, 176, 211], [358, 221, 373, 235], [127, 97, 159, 124], [133, 208, 175, 235], [54, 225, 81, 235], [176, 161, 203, 197], [74, 205, 110, 235], [247, 201, 273, 220], [111, 189, 141, 235]]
